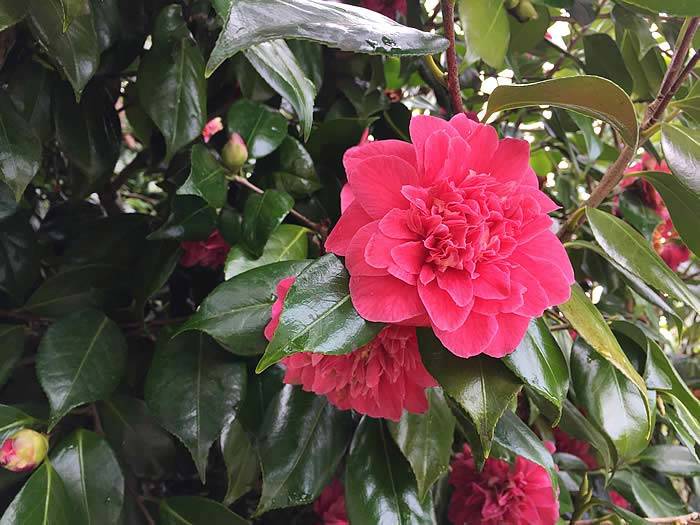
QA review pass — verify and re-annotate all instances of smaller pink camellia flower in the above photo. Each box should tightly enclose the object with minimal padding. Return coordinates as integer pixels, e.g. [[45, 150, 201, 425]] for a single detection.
[[653, 218, 690, 271], [552, 427, 597, 469], [201, 117, 223, 143], [314, 479, 349, 525], [361, 0, 407, 18], [621, 152, 668, 215], [180, 230, 230, 269], [265, 276, 437, 421], [448, 444, 559, 525], [0, 429, 49, 473], [609, 490, 631, 510]]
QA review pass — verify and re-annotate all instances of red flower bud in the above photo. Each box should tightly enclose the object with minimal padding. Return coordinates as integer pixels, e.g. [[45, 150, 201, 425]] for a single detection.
[[221, 133, 248, 172], [0, 429, 49, 473]]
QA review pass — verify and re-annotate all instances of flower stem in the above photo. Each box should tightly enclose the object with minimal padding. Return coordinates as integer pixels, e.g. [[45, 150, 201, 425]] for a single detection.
[[441, 0, 465, 115]]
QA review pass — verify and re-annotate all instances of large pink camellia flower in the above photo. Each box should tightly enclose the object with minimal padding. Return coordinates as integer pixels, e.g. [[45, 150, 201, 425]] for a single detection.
[[325, 114, 574, 358], [448, 444, 558, 525], [361, 0, 407, 18], [265, 277, 437, 421]]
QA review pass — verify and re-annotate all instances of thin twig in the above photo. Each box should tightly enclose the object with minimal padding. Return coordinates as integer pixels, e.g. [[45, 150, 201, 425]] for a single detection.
[[441, 0, 465, 115]]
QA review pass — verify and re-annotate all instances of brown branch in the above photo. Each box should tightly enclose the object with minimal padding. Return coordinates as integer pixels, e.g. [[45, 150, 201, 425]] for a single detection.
[[231, 175, 327, 237], [441, 0, 465, 115]]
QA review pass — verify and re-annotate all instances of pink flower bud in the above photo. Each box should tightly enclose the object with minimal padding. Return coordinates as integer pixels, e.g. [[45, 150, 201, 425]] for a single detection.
[[201, 117, 224, 143], [0, 429, 49, 472], [221, 133, 248, 172]]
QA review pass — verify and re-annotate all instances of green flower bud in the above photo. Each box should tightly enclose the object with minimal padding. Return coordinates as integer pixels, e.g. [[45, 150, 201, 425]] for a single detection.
[[221, 133, 249, 172], [512, 0, 538, 22]]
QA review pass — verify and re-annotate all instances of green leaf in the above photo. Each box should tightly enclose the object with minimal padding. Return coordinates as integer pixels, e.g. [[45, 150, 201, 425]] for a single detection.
[[206, 0, 449, 75], [569, 111, 603, 163], [148, 195, 217, 241], [28, 0, 99, 97], [583, 33, 633, 94], [663, 393, 700, 462], [0, 182, 17, 221], [50, 430, 124, 524], [0, 212, 39, 304], [99, 396, 178, 479], [617, 0, 700, 16], [144, 332, 246, 482], [0, 462, 72, 525], [457, 0, 509, 69], [268, 136, 321, 197], [257, 254, 383, 372], [494, 410, 557, 480], [387, 388, 455, 501], [0, 95, 41, 201], [138, 5, 206, 162], [0, 405, 42, 442], [570, 340, 650, 462], [638, 445, 700, 476], [558, 400, 615, 470], [225, 224, 309, 279], [59, 0, 86, 31], [159, 497, 249, 525], [345, 417, 435, 525], [558, 283, 650, 429], [640, 170, 700, 257], [485, 76, 639, 147], [241, 189, 294, 258], [243, 41, 316, 140], [0, 325, 24, 389], [256, 386, 354, 514], [586, 207, 700, 313], [507, 5, 550, 54], [176, 260, 311, 355], [418, 329, 522, 457], [220, 419, 260, 505], [36, 308, 127, 429], [611, 470, 686, 518], [226, 99, 288, 159], [503, 318, 569, 425], [0, 1, 27, 31], [661, 124, 700, 194], [177, 145, 228, 210]]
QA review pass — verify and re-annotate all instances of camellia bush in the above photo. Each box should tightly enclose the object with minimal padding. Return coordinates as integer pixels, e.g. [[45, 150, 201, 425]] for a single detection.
[[1, 0, 700, 523]]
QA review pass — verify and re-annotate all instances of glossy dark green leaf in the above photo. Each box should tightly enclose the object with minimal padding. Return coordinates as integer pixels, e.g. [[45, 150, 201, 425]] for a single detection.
[[99, 396, 178, 479], [485, 76, 639, 146], [611, 5, 657, 60], [226, 99, 288, 159], [0, 405, 42, 442], [619, 0, 700, 16], [457, 0, 509, 68], [206, 0, 449, 75], [494, 410, 556, 478], [54, 82, 121, 193], [243, 41, 315, 140], [237, 365, 285, 435], [138, 5, 206, 162], [225, 224, 309, 279], [583, 34, 633, 94], [508, 5, 550, 54], [28, 0, 99, 97], [0, 1, 27, 31], [663, 393, 700, 462], [571, 340, 650, 462], [0, 95, 41, 201], [0, 183, 17, 221], [661, 124, 700, 193], [586, 207, 700, 313], [177, 260, 311, 355], [0, 212, 39, 304], [0, 325, 24, 389], [89, 0, 122, 52], [51, 430, 124, 524], [241, 189, 294, 258], [256, 386, 354, 514], [288, 40, 324, 91], [257, 254, 384, 372], [145, 332, 246, 482], [0, 462, 72, 525], [177, 145, 228, 210], [638, 445, 700, 476], [611, 470, 685, 518], [7, 61, 56, 143], [418, 329, 522, 457], [132, 241, 181, 314], [270, 136, 321, 197], [159, 497, 249, 525], [387, 388, 455, 501], [59, 0, 86, 30], [36, 309, 127, 429], [558, 400, 615, 470], [559, 283, 651, 421], [345, 417, 435, 525], [503, 318, 569, 424], [570, 109, 603, 163], [221, 419, 259, 505], [148, 195, 217, 241]]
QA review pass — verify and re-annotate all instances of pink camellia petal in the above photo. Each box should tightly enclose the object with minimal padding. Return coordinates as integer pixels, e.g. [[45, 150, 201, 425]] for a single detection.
[[326, 114, 574, 359], [339, 184, 355, 214], [324, 200, 373, 256], [263, 276, 296, 341]]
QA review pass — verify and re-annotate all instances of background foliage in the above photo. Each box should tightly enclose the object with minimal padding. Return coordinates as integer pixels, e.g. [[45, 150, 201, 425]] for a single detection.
[[0, 0, 699, 523]]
